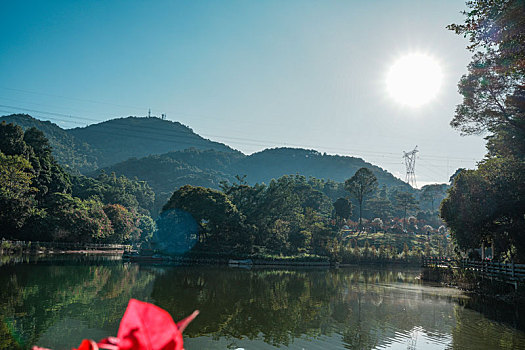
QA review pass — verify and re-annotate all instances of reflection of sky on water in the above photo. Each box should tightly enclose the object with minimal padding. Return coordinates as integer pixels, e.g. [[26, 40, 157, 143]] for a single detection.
[[185, 328, 453, 350], [1, 261, 524, 349], [375, 326, 452, 350]]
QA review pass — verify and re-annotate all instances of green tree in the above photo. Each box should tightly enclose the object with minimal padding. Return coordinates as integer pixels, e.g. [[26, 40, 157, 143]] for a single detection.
[[254, 176, 335, 254], [23, 128, 72, 203], [163, 185, 247, 251], [23, 127, 52, 157], [365, 185, 393, 221], [420, 184, 447, 212], [103, 204, 138, 243], [440, 169, 489, 252], [303, 207, 336, 255], [43, 193, 113, 242], [449, 168, 465, 184], [441, 158, 525, 261], [168, 175, 337, 255], [394, 192, 418, 233], [366, 197, 393, 222], [447, 0, 525, 138], [71, 173, 155, 214], [333, 197, 352, 221], [344, 168, 378, 229], [137, 214, 156, 243], [0, 152, 37, 237], [0, 122, 30, 157], [442, 0, 525, 261], [0, 122, 153, 243]]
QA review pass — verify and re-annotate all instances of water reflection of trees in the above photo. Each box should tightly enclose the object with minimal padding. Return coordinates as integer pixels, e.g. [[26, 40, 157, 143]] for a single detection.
[[0, 262, 155, 349], [151, 267, 461, 349], [1, 263, 524, 350], [152, 269, 327, 347], [451, 304, 525, 349], [449, 296, 525, 350]]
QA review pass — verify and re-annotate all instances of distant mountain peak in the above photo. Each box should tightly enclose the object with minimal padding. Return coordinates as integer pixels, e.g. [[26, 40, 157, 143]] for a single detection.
[[1, 113, 411, 194], [68, 115, 241, 167]]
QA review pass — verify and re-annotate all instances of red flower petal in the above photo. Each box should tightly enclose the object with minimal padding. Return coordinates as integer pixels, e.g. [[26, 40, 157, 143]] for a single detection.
[[73, 339, 99, 350], [116, 299, 183, 350]]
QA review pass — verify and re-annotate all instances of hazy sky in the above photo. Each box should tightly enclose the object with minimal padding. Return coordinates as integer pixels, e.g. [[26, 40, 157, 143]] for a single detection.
[[0, 0, 487, 185]]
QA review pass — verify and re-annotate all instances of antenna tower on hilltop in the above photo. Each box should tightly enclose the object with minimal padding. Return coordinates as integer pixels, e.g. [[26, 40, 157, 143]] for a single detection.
[[403, 146, 418, 188]]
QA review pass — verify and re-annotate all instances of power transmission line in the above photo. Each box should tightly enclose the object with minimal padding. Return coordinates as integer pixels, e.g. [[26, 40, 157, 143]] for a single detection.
[[0, 88, 483, 158], [403, 146, 418, 188], [0, 104, 480, 181]]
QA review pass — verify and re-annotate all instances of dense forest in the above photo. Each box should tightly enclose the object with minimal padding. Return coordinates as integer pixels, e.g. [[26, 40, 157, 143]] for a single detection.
[[0, 122, 155, 244], [100, 147, 417, 215], [440, 0, 525, 262], [0, 113, 428, 217], [0, 119, 447, 261], [0, 108, 453, 262], [0, 114, 98, 173], [69, 116, 240, 167], [0, 114, 240, 172], [0, 112, 450, 261], [155, 172, 449, 261], [0, 114, 411, 190], [98, 145, 413, 194]]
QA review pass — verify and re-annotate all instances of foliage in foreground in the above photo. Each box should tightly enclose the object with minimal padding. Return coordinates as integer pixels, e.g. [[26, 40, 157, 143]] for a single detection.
[[441, 0, 525, 262]]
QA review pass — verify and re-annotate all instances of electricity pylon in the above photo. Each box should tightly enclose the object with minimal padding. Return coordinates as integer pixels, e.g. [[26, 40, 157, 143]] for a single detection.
[[403, 146, 418, 188]]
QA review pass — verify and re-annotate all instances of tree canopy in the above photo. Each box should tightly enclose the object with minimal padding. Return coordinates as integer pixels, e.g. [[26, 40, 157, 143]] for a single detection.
[[447, 0, 525, 137], [441, 0, 525, 262], [394, 192, 419, 232], [0, 122, 154, 244], [344, 168, 378, 228], [159, 175, 338, 256]]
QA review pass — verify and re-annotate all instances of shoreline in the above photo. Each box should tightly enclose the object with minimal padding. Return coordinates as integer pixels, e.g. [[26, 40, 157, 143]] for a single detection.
[[421, 266, 525, 305], [124, 252, 422, 268], [1, 250, 422, 268]]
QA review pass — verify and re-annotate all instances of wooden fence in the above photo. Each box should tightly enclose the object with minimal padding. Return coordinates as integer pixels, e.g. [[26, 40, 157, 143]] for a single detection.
[[422, 256, 525, 287]]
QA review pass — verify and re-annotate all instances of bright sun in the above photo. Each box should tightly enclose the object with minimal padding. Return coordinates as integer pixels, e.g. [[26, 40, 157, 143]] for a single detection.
[[386, 53, 443, 107]]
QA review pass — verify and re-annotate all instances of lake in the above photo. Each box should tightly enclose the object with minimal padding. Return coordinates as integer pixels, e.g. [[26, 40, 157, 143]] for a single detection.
[[0, 256, 524, 349]]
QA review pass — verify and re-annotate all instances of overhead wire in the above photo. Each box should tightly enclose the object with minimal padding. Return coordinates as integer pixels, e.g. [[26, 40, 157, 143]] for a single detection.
[[0, 103, 480, 163], [0, 88, 482, 160], [0, 103, 481, 185]]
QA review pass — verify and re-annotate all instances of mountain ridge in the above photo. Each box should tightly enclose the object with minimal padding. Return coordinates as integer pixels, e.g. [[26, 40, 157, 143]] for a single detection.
[[1, 114, 413, 201], [68, 116, 241, 167], [0, 114, 99, 172]]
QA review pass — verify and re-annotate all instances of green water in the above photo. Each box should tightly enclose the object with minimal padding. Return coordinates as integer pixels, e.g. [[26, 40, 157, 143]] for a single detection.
[[0, 256, 524, 349]]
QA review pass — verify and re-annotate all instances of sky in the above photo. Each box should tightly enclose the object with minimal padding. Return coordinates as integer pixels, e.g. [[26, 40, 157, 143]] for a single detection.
[[0, 0, 487, 186]]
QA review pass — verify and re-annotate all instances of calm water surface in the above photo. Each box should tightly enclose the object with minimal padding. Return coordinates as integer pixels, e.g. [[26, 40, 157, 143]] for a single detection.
[[0, 256, 524, 349]]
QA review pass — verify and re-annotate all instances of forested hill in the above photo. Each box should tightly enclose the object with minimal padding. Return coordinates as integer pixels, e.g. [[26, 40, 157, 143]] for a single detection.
[[101, 147, 411, 198], [68, 116, 241, 167], [0, 114, 98, 173], [0, 114, 241, 171], [101, 148, 243, 204], [2, 114, 411, 197], [233, 148, 410, 188]]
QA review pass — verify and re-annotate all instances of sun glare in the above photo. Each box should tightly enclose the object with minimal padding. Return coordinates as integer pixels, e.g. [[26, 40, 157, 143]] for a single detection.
[[386, 53, 443, 107]]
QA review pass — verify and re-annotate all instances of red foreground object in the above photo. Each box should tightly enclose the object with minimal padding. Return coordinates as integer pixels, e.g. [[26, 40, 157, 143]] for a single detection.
[[32, 299, 199, 350]]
